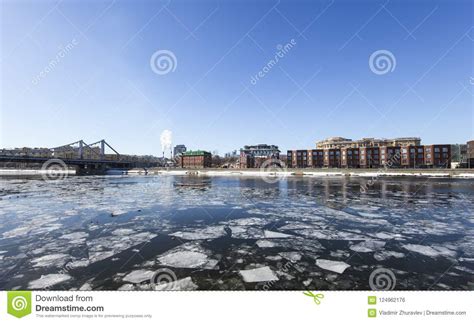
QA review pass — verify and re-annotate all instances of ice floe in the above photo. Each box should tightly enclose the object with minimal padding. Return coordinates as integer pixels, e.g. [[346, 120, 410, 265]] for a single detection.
[[264, 230, 293, 239], [31, 253, 70, 268], [402, 244, 457, 258], [374, 251, 405, 261], [350, 240, 386, 253], [239, 266, 278, 283], [123, 270, 155, 284], [28, 274, 72, 289], [156, 243, 219, 269], [170, 226, 226, 240], [256, 240, 276, 248], [316, 259, 350, 274]]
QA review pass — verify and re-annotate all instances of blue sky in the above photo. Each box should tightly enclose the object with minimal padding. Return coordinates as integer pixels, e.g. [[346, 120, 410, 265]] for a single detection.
[[1, 0, 473, 156]]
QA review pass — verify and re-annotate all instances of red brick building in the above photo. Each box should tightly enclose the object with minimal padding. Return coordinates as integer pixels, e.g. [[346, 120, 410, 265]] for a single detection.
[[180, 150, 212, 168], [468, 140, 474, 168], [341, 148, 360, 168], [424, 145, 451, 168], [287, 142, 451, 169], [380, 146, 401, 167]]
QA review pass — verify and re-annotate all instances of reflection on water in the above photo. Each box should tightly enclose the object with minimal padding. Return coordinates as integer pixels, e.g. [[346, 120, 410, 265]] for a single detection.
[[0, 175, 473, 291]]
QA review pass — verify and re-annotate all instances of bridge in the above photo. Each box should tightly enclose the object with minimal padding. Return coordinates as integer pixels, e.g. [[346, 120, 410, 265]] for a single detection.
[[0, 139, 160, 174]]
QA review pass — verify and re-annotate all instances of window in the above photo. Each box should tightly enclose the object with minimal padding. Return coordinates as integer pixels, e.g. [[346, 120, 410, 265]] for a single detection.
[[434, 148, 440, 152], [442, 147, 448, 152]]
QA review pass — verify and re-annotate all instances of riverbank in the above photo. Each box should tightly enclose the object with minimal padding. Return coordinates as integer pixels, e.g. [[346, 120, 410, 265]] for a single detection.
[[2, 167, 474, 178], [138, 167, 474, 178]]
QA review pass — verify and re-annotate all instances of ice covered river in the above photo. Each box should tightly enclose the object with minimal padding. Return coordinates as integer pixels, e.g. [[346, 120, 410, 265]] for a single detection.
[[0, 175, 473, 291]]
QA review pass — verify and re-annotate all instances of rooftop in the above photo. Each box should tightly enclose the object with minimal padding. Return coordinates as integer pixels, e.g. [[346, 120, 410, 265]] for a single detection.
[[182, 150, 211, 156]]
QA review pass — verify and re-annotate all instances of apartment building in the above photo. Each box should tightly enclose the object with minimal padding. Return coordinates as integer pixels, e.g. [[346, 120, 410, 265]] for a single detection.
[[240, 144, 280, 169], [288, 137, 451, 169], [180, 150, 212, 168], [317, 136, 421, 149], [341, 148, 360, 168]]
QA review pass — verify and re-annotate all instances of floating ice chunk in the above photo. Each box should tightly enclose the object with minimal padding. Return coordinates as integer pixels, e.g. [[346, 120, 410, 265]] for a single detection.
[[28, 274, 71, 289], [226, 218, 268, 226], [112, 229, 135, 235], [372, 232, 402, 240], [157, 251, 217, 269], [64, 210, 79, 216], [256, 240, 276, 248], [231, 227, 265, 239], [118, 284, 135, 291], [374, 251, 405, 261], [264, 230, 293, 239], [239, 266, 278, 283], [89, 251, 115, 263], [358, 212, 385, 218], [67, 259, 90, 269], [316, 259, 350, 274], [350, 240, 386, 253], [279, 252, 302, 262], [154, 277, 198, 291], [402, 244, 457, 258], [60, 232, 88, 243], [279, 223, 314, 230], [32, 253, 70, 268], [170, 226, 226, 240], [79, 283, 93, 291], [123, 270, 155, 284]]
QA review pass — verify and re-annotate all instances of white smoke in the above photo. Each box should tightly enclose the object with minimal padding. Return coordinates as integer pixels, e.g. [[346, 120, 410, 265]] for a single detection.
[[160, 129, 173, 156]]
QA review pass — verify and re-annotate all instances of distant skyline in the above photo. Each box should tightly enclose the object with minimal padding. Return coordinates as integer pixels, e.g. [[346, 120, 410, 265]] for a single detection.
[[1, 0, 473, 156]]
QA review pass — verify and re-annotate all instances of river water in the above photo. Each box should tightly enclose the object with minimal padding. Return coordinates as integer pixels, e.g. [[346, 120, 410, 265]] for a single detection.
[[0, 175, 473, 291]]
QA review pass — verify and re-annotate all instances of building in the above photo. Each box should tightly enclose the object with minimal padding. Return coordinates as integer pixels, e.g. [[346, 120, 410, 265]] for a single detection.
[[180, 150, 212, 168], [324, 148, 341, 168], [341, 147, 360, 168], [468, 140, 474, 168], [316, 136, 421, 149], [173, 144, 187, 157], [424, 145, 451, 168], [240, 144, 280, 168], [401, 146, 425, 168], [288, 137, 451, 169]]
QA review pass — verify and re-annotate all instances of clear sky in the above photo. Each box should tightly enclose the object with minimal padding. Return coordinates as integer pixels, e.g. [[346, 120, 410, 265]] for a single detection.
[[1, 0, 473, 156]]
